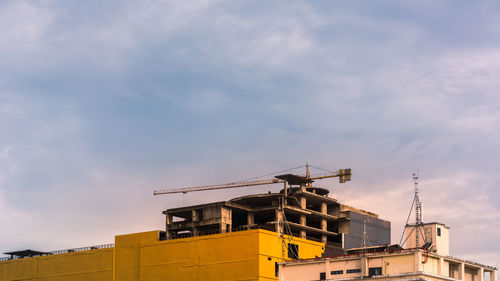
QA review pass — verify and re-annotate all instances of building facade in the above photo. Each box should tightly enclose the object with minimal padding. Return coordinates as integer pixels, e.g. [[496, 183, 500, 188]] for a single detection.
[[0, 229, 324, 281], [278, 248, 497, 281]]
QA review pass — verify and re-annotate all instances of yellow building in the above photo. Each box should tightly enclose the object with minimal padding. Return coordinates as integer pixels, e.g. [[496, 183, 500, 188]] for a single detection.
[[0, 229, 324, 281]]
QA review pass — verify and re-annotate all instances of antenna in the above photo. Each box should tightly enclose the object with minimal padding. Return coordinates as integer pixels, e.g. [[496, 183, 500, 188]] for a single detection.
[[413, 172, 422, 247], [399, 170, 428, 248], [361, 217, 369, 248]]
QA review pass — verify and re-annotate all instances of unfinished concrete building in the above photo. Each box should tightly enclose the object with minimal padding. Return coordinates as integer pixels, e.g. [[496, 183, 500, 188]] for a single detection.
[[163, 174, 390, 254]]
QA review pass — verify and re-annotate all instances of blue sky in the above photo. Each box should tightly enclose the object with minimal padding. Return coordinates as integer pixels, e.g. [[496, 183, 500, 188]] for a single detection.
[[0, 0, 499, 267]]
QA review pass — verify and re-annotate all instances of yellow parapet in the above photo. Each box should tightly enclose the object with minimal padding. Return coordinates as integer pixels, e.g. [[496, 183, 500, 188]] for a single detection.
[[0, 229, 324, 281], [0, 248, 113, 281]]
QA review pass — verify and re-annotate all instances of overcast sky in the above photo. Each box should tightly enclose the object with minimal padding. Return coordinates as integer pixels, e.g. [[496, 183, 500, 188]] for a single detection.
[[0, 0, 499, 267]]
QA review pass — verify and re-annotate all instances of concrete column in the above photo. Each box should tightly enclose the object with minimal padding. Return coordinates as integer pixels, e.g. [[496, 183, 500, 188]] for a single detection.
[[361, 256, 368, 277], [321, 219, 328, 243], [247, 212, 254, 229], [300, 197, 306, 209], [438, 257, 444, 276], [275, 209, 283, 234], [325, 260, 331, 279], [478, 267, 484, 281], [300, 215, 306, 238], [166, 214, 173, 224], [459, 263, 465, 281], [415, 251, 422, 272], [491, 270, 497, 281], [300, 215, 306, 226], [192, 210, 199, 236], [165, 214, 173, 239], [321, 202, 327, 214]]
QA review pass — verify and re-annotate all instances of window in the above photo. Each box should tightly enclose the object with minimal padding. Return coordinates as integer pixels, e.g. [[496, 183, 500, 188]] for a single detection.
[[331, 270, 343, 275], [437, 227, 441, 236], [346, 269, 361, 274], [319, 272, 326, 280], [369, 267, 382, 276], [287, 243, 299, 259], [275, 262, 279, 277]]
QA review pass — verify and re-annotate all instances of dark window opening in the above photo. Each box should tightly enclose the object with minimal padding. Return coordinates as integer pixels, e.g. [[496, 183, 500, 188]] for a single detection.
[[331, 270, 343, 275], [307, 203, 322, 212], [346, 268, 361, 274], [275, 262, 279, 277], [369, 267, 382, 276], [319, 272, 326, 280], [437, 227, 441, 236], [306, 218, 321, 229], [287, 243, 299, 259], [232, 211, 247, 227], [159, 231, 166, 241]]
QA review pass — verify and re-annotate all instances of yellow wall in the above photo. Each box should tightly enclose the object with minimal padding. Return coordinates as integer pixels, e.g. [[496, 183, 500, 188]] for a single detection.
[[138, 230, 259, 281], [258, 230, 324, 281], [383, 254, 415, 275], [0, 229, 324, 281], [0, 248, 113, 281]]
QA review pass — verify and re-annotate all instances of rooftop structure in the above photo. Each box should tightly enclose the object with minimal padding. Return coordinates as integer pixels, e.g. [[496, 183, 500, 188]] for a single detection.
[[163, 180, 390, 256], [278, 247, 497, 281]]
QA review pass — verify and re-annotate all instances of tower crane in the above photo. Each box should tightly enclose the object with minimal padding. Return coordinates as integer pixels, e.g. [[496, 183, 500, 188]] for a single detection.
[[153, 166, 351, 195], [154, 165, 351, 261]]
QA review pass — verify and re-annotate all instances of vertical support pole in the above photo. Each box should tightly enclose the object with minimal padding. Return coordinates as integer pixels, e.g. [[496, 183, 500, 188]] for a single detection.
[[361, 256, 368, 277], [284, 181, 288, 198], [275, 209, 283, 234], [247, 212, 254, 229], [491, 270, 497, 281], [299, 215, 306, 238], [279, 264, 285, 281], [300, 197, 306, 209], [478, 267, 484, 281], [325, 260, 331, 279], [165, 213, 173, 239], [321, 202, 327, 214], [415, 251, 422, 272], [459, 262, 465, 281], [321, 218, 328, 243], [192, 210, 199, 236], [438, 257, 444, 276]]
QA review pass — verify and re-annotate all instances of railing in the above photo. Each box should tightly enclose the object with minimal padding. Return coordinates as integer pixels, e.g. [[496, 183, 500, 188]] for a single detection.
[[49, 243, 114, 255], [0, 243, 114, 261], [165, 224, 342, 248], [166, 224, 277, 240]]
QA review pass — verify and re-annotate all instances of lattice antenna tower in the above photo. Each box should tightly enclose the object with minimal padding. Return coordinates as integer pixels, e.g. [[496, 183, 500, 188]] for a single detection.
[[413, 172, 423, 247]]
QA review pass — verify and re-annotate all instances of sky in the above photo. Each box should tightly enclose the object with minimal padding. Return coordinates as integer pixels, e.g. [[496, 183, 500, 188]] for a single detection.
[[0, 0, 499, 268]]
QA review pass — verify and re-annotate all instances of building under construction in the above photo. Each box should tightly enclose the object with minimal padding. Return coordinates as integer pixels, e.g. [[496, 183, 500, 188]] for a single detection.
[[163, 174, 390, 256]]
